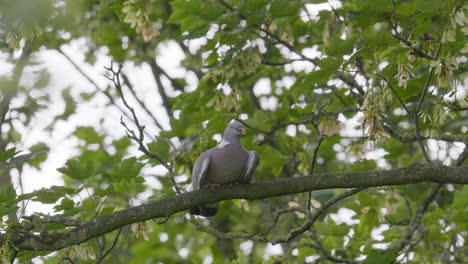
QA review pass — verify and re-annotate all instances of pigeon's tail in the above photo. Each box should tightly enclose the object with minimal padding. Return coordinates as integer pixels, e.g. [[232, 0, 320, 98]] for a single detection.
[[189, 205, 218, 217]]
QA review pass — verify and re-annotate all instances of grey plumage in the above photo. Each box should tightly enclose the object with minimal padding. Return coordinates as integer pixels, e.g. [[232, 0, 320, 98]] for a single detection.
[[189, 121, 259, 217]]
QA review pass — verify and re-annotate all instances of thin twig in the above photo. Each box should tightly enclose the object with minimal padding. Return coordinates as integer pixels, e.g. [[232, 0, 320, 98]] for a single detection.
[[309, 229, 360, 264], [402, 186, 413, 218], [95, 228, 123, 264], [455, 146, 468, 167], [22, 213, 85, 227], [153, 216, 169, 224], [262, 58, 311, 66], [387, 183, 442, 254], [309, 136, 324, 177], [307, 136, 324, 213], [104, 62, 182, 195], [368, 49, 410, 115], [121, 73, 165, 131], [9, 249, 18, 263], [413, 43, 442, 163], [258, 208, 307, 236], [388, 0, 435, 61], [57, 49, 154, 139]]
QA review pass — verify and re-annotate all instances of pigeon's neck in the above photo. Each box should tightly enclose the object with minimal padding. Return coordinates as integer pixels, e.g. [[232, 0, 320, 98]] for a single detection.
[[219, 136, 240, 148]]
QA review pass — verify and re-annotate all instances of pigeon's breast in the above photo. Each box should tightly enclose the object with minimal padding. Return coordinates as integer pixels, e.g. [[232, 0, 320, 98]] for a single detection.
[[206, 144, 249, 184]]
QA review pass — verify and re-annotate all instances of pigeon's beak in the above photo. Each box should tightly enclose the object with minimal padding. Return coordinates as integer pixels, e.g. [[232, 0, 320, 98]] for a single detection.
[[237, 128, 246, 135]]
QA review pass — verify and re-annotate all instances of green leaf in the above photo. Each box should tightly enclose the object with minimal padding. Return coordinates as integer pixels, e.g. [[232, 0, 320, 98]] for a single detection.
[[57, 159, 97, 180], [0, 185, 17, 203], [112, 137, 132, 155], [315, 220, 350, 236], [305, 57, 343, 85], [325, 36, 356, 56], [33, 69, 50, 89], [59, 197, 75, 210], [272, 97, 290, 119], [80, 91, 96, 101], [28, 143, 49, 169], [244, 0, 268, 12], [363, 248, 398, 264], [415, 0, 445, 14], [21, 186, 76, 204], [147, 137, 170, 161], [73, 126, 104, 145], [9, 150, 47, 165], [55, 87, 76, 121], [383, 141, 408, 163], [257, 145, 287, 176], [112, 157, 145, 180], [317, 57, 343, 76], [0, 148, 19, 162], [243, 110, 272, 132], [98, 206, 115, 216], [269, 0, 300, 17], [351, 159, 377, 172]]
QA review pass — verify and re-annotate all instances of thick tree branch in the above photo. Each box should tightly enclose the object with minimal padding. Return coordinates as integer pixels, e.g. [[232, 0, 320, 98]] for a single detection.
[[3, 164, 468, 251]]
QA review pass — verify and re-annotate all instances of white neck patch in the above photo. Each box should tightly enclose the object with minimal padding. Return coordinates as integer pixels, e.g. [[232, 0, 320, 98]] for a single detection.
[[218, 140, 231, 148]]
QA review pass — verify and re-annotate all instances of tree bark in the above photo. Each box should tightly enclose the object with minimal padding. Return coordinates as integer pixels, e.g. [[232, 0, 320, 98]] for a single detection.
[[3, 164, 468, 251]]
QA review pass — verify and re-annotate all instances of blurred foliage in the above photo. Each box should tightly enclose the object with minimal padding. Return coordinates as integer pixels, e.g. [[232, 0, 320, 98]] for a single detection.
[[0, 0, 467, 263]]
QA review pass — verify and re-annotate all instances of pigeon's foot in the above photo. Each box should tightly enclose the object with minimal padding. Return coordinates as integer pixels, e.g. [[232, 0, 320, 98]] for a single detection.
[[226, 180, 240, 185], [202, 183, 222, 190]]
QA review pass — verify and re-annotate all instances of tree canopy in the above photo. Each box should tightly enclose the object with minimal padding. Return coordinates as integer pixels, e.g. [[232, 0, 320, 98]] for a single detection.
[[0, 0, 467, 263]]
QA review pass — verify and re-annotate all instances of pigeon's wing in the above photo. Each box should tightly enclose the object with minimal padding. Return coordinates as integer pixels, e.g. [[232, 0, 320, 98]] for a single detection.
[[238, 150, 259, 184], [189, 150, 218, 217], [191, 151, 210, 190]]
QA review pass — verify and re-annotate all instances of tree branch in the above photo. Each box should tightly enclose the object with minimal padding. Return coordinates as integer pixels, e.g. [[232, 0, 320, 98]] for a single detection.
[[147, 59, 173, 113], [4, 164, 468, 251]]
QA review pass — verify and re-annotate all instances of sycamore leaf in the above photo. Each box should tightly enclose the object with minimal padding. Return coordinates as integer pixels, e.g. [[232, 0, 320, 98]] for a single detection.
[[57, 159, 97, 180]]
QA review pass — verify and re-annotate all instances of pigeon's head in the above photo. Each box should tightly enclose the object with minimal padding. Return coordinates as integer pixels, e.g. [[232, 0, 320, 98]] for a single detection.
[[223, 121, 246, 140]]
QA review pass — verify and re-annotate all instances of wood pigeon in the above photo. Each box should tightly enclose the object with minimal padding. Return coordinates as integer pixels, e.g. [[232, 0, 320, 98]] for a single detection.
[[189, 121, 259, 217]]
